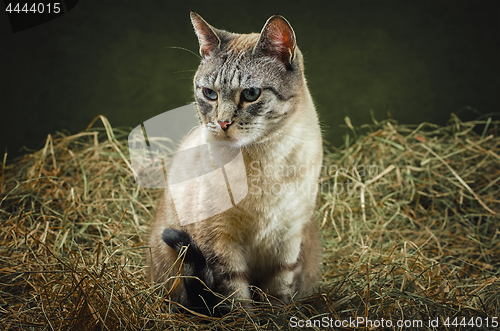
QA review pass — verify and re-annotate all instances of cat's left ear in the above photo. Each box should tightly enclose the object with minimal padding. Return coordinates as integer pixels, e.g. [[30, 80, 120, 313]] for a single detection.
[[254, 15, 296, 68], [190, 11, 221, 58]]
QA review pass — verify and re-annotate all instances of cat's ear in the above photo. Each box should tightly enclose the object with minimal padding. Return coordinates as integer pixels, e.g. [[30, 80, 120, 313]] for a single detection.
[[254, 15, 296, 68], [190, 11, 223, 58]]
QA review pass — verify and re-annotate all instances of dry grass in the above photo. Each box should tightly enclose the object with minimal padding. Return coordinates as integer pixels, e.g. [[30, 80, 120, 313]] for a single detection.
[[1, 114, 499, 330]]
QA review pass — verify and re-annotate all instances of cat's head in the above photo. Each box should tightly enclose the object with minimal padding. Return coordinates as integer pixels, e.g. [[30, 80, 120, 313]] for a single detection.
[[190, 12, 305, 147]]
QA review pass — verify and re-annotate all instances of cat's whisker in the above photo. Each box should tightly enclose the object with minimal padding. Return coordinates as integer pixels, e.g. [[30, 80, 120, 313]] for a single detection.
[[173, 70, 197, 73], [165, 46, 201, 59]]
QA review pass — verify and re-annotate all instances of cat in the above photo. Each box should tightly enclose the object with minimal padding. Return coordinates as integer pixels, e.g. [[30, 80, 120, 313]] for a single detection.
[[145, 11, 323, 315]]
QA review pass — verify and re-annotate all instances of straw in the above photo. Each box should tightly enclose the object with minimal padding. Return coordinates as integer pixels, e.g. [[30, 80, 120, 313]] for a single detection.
[[1, 114, 499, 330]]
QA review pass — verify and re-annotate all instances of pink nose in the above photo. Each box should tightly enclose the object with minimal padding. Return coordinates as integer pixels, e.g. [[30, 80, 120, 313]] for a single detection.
[[218, 121, 232, 130]]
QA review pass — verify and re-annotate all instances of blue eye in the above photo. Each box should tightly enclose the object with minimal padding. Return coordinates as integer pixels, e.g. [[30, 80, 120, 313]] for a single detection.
[[202, 87, 218, 100], [241, 88, 261, 102]]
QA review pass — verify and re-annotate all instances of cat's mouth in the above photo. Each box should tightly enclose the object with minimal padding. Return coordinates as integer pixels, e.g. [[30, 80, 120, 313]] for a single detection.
[[203, 122, 245, 146], [204, 120, 269, 148]]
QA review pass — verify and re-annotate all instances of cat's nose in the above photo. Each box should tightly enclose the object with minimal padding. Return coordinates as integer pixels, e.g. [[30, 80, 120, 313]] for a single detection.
[[217, 121, 232, 131]]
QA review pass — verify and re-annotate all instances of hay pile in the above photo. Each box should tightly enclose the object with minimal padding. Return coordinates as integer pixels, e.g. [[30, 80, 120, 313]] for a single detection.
[[1, 114, 499, 330]]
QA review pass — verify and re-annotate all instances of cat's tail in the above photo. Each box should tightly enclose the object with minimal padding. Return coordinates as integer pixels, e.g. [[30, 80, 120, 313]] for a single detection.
[[162, 228, 217, 314]]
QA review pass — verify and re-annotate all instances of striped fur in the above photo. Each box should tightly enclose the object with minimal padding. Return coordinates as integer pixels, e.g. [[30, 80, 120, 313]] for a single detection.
[[146, 12, 323, 315]]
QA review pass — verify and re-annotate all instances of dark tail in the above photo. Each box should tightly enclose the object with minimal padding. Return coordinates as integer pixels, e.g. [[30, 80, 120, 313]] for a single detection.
[[162, 228, 217, 314]]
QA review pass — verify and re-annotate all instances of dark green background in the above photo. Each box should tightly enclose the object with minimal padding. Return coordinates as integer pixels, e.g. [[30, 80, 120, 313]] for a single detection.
[[1, 1, 499, 160]]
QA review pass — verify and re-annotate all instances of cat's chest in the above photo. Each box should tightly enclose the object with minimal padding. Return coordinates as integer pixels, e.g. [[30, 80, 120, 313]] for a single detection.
[[231, 149, 317, 240]]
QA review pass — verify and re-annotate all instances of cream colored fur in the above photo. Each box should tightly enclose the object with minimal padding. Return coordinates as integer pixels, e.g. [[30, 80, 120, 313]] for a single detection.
[[146, 12, 322, 310]]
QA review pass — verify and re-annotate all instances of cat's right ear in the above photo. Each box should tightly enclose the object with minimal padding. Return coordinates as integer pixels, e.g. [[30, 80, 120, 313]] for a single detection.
[[190, 11, 221, 58]]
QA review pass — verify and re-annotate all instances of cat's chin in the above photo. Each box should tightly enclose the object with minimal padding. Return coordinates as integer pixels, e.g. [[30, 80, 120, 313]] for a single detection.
[[228, 137, 253, 148], [214, 135, 253, 148], [223, 132, 264, 148], [203, 129, 255, 148], [203, 132, 247, 148]]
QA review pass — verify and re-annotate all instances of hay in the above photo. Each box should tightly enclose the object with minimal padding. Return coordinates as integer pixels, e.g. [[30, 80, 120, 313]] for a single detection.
[[1, 114, 499, 330]]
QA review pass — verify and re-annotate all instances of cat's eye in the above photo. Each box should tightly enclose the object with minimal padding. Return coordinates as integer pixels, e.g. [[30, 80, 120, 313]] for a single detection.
[[202, 87, 218, 100], [241, 88, 261, 102]]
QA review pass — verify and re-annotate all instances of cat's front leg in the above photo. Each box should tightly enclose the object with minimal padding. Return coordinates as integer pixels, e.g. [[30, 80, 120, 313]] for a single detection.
[[210, 240, 252, 310], [262, 234, 303, 305]]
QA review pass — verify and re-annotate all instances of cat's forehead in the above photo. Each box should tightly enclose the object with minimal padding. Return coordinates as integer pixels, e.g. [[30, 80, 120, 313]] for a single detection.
[[195, 42, 282, 89], [196, 56, 278, 90], [227, 33, 260, 52]]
